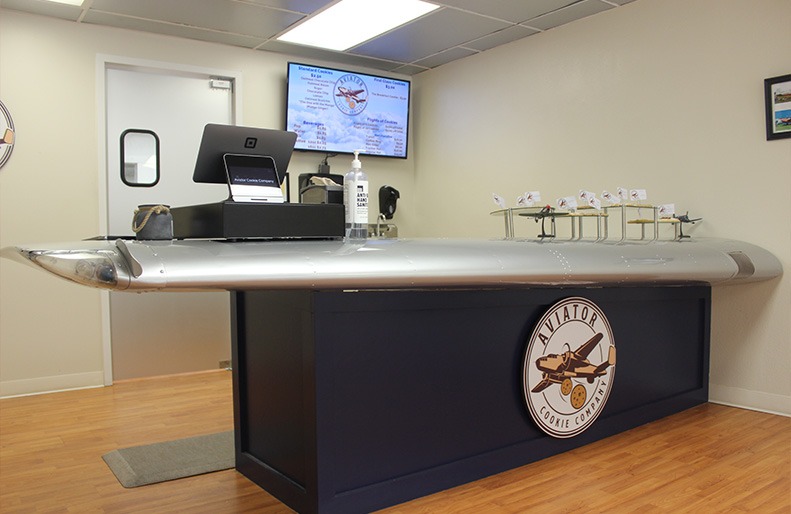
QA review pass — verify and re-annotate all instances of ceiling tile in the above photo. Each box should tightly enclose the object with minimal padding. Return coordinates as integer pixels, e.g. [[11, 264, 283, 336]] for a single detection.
[[352, 8, 510, 63], [389, 63, 430, 75], [438, 0, 579, 24], [82, 11, 267, 48], [412, 46, 478, 69], [0, 0, 83, 21], [89, 0, 303, 38], [258, 40, 405, 73], [235, 0, 334, 14], [526, 0, 614, 31], [463, 24, 539, 52]]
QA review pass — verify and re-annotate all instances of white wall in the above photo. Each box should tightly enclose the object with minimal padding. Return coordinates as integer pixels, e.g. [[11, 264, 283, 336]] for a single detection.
[[0, 10, 415, 396], [412, 0, 790, 414], [1, 1, 789, 415]]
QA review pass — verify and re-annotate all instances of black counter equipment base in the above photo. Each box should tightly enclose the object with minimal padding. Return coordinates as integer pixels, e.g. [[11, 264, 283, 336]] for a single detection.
[[171, 201, 344, 240]]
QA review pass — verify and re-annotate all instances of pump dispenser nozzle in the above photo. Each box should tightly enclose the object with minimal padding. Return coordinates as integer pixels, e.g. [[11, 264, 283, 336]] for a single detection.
[[352, 150, 361, 169]]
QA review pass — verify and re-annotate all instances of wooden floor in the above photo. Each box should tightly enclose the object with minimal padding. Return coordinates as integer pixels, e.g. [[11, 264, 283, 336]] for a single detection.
[[1, 371, 788, 513]]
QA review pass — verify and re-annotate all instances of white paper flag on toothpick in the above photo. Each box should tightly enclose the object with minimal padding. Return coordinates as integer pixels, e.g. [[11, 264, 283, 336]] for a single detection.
[[525, 191, 541, 206], [630, 189, 647, 202], [602, 190, 620, 204], [557, 196, 578, 211], [658, 204, 675, 218]]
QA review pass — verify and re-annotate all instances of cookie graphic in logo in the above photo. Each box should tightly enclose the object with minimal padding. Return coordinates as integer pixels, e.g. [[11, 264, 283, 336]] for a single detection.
[[333, 74, 368, 116], [523, 297, 616, 438]]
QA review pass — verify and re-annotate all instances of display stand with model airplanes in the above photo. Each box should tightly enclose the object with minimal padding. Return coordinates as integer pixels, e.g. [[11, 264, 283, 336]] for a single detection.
[[491, 190, 702, 241]]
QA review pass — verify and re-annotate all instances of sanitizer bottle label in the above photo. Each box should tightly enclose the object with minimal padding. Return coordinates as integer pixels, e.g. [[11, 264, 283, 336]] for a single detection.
[[354, 180, 369, 223]]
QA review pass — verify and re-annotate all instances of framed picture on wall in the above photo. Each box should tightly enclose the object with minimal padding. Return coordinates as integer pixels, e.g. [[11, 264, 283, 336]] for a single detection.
[[764, 74, 791, 140]]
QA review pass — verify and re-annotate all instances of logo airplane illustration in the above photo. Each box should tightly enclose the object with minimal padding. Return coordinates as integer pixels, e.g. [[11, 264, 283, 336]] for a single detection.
[[531, 332, 616, 405]]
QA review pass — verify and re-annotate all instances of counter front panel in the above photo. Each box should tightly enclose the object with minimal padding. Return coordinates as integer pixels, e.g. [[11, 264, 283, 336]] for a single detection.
[[232, 285, 710, 514]]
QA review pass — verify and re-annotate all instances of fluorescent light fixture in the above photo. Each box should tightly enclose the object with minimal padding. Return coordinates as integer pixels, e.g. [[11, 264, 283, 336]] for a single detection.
[[44, 0, 84, 5], [277, 0, 439, 51]]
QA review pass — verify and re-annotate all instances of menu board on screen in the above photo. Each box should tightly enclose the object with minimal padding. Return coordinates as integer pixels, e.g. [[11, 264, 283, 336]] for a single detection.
[[286, 62, 410, 158]]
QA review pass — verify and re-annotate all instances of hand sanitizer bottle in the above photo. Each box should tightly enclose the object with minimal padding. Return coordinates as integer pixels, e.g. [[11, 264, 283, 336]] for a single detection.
[[344, 150, 368, 240]]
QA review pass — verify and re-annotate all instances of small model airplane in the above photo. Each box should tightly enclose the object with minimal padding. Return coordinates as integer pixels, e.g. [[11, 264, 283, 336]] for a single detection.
[[521, 205, 561, 239], [673, 211, 702, 239], [336, 87, 366, 108], [674, 212, 701, 224], [528, 205, 554, 219], [531, 333, 616, 399]]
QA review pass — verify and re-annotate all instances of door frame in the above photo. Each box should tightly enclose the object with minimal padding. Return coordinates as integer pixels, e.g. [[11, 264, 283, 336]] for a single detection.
[[95, 54, 243, 385]]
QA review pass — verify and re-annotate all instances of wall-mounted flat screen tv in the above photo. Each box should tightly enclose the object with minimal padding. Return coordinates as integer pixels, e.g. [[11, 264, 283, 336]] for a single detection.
[[286, 62, 410, 159]]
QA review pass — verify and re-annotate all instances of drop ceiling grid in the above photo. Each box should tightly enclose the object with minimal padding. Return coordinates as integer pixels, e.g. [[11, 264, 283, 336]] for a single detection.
[[0, 0, 636, 74]]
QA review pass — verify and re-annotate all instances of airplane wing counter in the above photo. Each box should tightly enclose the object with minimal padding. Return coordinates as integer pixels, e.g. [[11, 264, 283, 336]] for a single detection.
[[2, 237, 782, 292], [1, 235, 783, 514]]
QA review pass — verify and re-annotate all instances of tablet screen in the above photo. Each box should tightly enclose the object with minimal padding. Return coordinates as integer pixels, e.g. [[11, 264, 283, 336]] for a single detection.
[[223, 154, 283, 203]]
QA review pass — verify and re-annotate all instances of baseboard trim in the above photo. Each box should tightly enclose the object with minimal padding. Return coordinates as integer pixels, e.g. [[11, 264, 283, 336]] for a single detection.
[[709, 383, 790, 417], [0, 371, 105, 398]]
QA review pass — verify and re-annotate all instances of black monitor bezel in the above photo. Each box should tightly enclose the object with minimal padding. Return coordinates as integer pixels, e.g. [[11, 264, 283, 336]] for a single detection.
[[285, 61, 411, 160], [192, 123, 297, 185]]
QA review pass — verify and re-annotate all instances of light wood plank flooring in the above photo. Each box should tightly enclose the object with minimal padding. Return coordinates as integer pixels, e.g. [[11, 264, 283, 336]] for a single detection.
[[1, 371, 788, 513]]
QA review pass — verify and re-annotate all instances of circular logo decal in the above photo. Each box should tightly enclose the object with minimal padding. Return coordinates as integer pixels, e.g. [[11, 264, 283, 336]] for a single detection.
[[333, 74, 368, 116], [523, 297, 616, 438], [0, 100, 15, 170]]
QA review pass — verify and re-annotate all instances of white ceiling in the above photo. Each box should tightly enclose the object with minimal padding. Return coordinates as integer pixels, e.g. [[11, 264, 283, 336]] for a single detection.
[[1, 0, 637, 75]]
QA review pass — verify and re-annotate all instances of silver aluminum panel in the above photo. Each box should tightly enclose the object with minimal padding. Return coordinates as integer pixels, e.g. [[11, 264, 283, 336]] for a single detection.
[[2, 238, 782, 293]]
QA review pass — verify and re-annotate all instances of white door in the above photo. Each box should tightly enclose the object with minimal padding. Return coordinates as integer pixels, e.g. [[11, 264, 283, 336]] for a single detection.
[[105, 63, 236, 380]]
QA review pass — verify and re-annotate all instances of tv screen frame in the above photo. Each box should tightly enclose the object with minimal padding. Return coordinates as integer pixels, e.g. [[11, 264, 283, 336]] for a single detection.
[[285, 62, 411, 159]]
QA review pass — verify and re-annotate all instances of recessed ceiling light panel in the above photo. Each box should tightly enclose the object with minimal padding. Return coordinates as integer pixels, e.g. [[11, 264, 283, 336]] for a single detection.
[[44, 0, 84, 5]]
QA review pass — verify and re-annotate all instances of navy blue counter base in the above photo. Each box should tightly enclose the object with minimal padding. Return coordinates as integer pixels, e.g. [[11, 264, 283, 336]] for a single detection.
[[231, 286, 710, 514]]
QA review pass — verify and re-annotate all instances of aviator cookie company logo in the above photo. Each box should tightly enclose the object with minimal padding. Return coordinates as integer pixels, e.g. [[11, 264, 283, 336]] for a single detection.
[[334, 74, 368, 116], [523, 297, 616, 438], [0, 100, 15, 170]]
